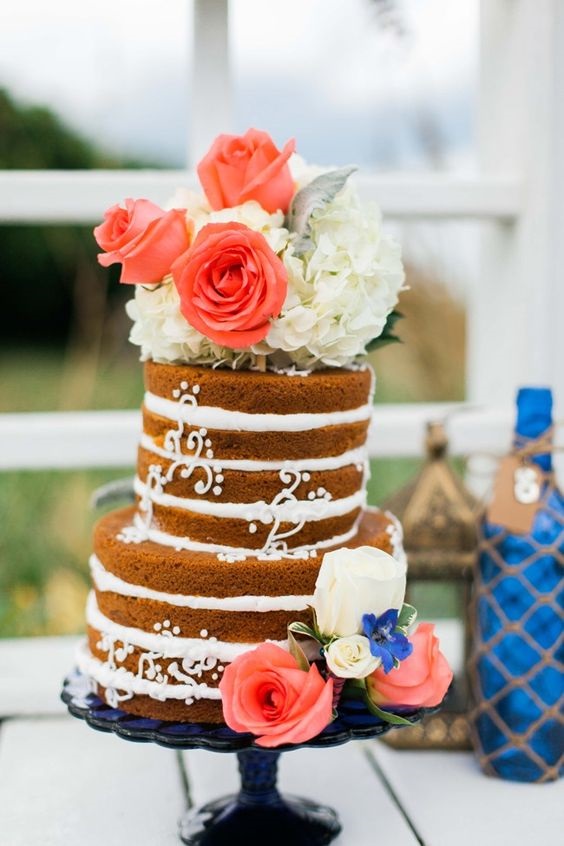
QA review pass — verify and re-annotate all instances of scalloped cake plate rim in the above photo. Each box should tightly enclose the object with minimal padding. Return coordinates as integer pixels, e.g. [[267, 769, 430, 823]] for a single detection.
[[61, 667, 434, 753]]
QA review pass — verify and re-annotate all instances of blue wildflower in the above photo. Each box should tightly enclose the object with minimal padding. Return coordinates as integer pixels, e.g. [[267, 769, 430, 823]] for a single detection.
[[362, 609, 413, 674]]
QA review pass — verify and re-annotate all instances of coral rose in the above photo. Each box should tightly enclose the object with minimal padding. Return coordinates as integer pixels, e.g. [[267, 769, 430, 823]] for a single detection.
[[197, 128, 296, 213], [172, 222, 287, 348], [94, 198, 191, 284], [366, 623, 453, 709], [219, 643, 334, 748]]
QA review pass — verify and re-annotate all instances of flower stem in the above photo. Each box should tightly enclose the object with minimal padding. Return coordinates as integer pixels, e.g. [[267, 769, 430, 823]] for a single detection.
[[331, 676, 346, 711]]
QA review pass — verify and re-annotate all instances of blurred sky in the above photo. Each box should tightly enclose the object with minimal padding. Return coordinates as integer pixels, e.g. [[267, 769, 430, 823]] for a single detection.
[[0, 0, 478, 169]]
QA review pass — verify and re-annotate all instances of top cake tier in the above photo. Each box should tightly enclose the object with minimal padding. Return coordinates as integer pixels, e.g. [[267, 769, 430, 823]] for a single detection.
[[134, 361, 374, 558]]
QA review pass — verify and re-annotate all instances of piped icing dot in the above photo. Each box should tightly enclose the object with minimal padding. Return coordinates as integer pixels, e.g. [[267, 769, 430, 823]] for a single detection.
[[180, 381, 189, 390], [200, 629, 208, 638], [249, 522, 258, 534], [192, 385, 200, 394]]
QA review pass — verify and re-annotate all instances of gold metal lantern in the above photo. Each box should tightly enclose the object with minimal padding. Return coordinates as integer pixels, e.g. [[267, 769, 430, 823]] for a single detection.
[[382, 421, 479, 749]]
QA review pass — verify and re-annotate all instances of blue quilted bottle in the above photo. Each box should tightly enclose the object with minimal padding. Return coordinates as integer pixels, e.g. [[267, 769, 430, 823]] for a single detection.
[[471, 387, 564, 782]]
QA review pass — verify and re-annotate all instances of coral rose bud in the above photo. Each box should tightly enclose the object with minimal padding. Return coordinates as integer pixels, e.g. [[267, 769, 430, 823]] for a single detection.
[[172, 221, 287, 348], [94, 198, 191, 285], [367, 623, 453, 709], [219, 643, 334, 748], [197, 128, 296, 213]]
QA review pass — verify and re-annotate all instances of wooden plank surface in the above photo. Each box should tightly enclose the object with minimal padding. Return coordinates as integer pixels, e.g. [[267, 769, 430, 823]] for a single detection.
[[0, 635, 80, 716], [0, 717, 185, 845], [183, 743, 419, 845], [369, 742, 564, 846]]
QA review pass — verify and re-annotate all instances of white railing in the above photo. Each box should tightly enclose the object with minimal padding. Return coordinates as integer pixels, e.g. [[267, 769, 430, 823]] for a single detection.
[[1, 0, 563, 472], [0, 171, 522, 223], [0, 405, 514, 470]]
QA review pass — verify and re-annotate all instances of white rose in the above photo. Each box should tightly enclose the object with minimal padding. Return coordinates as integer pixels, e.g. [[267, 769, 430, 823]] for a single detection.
[[312, 546, 407, 638], [325, 635, 380, 679]]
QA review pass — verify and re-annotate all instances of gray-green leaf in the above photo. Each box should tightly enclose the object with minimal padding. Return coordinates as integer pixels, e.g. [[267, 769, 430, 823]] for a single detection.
[[397, 602, 417, 632], [287, 166, 357, 256], [287, 621, 320, 642]]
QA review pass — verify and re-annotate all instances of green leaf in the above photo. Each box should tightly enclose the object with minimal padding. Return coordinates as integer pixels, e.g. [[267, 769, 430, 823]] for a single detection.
[[363, 697, 413, 726], [340, 679, 367, 700], [287, 166, 357, 256], [287, 628, 310, 672], [288, 621, 321, 642], [397, 603, 417, 632], [365, 310, 403, 352]]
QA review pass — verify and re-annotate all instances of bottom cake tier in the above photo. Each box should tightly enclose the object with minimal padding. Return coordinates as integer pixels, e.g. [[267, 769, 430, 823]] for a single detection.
[[78, 506, 404, 723]]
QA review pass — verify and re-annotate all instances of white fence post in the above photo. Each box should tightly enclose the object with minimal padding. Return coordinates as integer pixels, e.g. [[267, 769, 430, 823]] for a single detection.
[[190, 0, 232, 165], [471, 0, 564, 415]]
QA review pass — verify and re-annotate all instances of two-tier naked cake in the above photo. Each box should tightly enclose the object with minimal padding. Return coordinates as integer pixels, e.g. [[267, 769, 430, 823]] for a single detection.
[[78, 129, 452, 744]]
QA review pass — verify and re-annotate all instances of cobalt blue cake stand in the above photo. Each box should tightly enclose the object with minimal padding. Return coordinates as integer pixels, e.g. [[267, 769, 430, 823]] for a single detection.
[[62, 669, 430, 845]]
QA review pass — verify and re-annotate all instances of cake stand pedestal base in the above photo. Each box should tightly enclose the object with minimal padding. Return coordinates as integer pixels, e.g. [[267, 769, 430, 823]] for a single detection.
[[62, 669, 434, 844], [180, 750, 340, 845]]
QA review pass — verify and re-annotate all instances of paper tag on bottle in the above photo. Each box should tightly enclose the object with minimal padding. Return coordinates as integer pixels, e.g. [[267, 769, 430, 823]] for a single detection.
[[487, 455, 542, 534]]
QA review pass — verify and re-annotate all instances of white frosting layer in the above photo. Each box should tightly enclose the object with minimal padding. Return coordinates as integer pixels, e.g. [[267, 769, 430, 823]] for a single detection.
[[383, 508, 408, 567], [128, 511, 362, 558], [86, 592, 286, 660], [144, 391, 372, 432], [76, 640, 222, 702], [134, 475, 366, 522], [140, 432, 369, 473], [90, 555, 312, 612]]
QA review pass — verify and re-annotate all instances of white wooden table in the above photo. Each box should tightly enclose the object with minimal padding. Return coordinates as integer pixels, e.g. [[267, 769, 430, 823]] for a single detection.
[[0, 636, 562, 845]]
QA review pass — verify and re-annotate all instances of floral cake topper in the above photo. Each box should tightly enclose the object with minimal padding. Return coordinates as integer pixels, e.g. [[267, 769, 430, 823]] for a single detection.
[[94, 128, 405, 370]]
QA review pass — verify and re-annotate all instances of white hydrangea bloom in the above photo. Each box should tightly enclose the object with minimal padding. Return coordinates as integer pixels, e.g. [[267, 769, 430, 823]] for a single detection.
[[126, 279, 252, 368], [126, 174, 404, 370], [260, 184, 405, 368]]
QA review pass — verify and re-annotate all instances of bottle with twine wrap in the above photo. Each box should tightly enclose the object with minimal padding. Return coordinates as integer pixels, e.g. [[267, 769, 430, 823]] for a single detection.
[[469, 387, 564, 782]]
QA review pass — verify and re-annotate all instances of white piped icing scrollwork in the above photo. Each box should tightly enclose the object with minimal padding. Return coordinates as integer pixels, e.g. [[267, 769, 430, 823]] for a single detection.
[[117, 377, 370, 558], [123, 379, 226, 543], [93, 613, 222, 706], [83, 593, 290, 705], [249, 468, 330, 558]]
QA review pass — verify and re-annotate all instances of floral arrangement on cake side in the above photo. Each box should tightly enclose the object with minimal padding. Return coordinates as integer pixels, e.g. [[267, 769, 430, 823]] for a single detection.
[[218, 546, 452, 747], [94, 128, 405, 370]]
